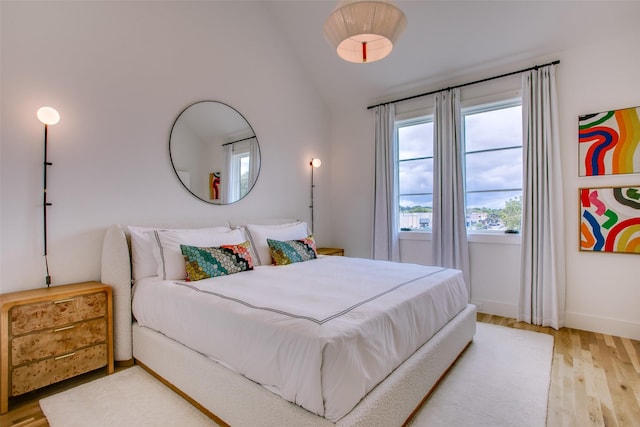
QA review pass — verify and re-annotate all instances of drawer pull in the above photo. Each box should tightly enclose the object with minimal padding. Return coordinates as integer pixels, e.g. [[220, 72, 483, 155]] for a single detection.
[[53, 298, 75, 304], [54, 325, 75, 332], [54, 352, 76, 361]]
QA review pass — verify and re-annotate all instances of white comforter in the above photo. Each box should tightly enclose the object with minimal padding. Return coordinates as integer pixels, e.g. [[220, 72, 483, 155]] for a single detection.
[[132, 256, 468, 422]]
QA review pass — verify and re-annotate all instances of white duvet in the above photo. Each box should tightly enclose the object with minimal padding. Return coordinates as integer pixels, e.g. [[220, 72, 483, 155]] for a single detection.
[[132, 256, 468, 422]]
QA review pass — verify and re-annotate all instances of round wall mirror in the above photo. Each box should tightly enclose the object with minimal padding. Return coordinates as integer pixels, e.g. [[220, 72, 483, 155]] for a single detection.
[[169, 101, 261, 204]]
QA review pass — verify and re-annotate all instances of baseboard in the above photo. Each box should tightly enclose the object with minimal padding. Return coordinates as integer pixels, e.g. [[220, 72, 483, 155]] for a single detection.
[[565, 311, 640, 341], [474, 299, 640, 341], [471, 298, 517, 319]]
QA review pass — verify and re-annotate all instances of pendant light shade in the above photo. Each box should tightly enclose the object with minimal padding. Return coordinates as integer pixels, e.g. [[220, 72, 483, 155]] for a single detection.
[[323, 0, 406, 63]]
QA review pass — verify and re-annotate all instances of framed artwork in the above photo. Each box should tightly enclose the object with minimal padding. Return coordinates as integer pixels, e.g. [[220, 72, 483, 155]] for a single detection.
[[209, 172, 220, 200], [579, 186, 640, 254], [579, 106, 640, 176]]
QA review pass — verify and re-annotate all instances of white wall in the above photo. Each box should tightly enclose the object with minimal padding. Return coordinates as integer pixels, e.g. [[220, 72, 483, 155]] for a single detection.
[[0, 1, 331, 293], [557, 35, 640, 340], [329, 31, 640, 340]]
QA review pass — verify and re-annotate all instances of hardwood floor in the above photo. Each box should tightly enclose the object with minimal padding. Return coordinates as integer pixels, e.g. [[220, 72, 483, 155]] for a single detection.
[[1, 315, 639, 427], [477, 313, 640, 427]]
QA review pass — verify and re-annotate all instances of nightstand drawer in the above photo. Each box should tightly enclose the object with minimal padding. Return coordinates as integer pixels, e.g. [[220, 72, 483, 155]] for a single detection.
[[10, 292, 107, 335], [11, 318, 107, 366], [11, 343, 108, 395]]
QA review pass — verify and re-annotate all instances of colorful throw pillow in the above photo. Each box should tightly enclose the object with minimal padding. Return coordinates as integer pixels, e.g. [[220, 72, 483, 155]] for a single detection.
[[267, 235, 317, 266], [154, 227, 244, 280], [245, 221, 309, 265], [180, 241, 254, 281]]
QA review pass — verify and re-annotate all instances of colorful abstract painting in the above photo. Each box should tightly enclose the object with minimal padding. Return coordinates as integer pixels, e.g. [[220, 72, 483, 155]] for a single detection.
[[579, 106, 640, 176], [209, 172, 220, 200], [580, 187, 640, 254]]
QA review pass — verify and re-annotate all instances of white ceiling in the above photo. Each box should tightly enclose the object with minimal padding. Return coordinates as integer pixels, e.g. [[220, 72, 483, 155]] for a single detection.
[[263, 0, 640, 110]]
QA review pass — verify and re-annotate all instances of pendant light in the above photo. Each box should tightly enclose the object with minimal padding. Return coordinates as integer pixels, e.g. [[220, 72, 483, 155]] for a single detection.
[[323, 0, 407, 63]]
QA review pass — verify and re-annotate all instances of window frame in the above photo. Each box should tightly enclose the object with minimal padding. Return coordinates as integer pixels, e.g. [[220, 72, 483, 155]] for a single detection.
[[230, 150, 250, 201], [395, 94, 523, 239], [462, 97, 523, 235], [396, 115, 435, 232]]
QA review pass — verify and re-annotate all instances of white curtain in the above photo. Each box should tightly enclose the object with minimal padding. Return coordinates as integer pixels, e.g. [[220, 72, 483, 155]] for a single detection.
[[519, 65, 566, 329], [221, 144, 233, 204], [372, 104, 400, 261], [248, 138, 260, 187], [432, 88, 471, 296]]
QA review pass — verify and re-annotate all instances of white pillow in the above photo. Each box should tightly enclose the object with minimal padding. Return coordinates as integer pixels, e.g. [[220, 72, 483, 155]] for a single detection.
[[227, 218, 298, 228], [245, 222, 309, 265], [128, 226, 160, 281], [153, 227, 245, 280]]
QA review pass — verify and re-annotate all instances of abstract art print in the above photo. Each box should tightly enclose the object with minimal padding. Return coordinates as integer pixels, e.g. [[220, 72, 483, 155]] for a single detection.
[[580, 187, 640, 254], [579, 106, 640, 176], [209, 172, 220, 200]]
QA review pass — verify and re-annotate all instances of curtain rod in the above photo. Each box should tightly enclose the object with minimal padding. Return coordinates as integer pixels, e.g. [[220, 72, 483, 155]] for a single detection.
[[222, 135, 255, 147], [366, 59, 560, 110]]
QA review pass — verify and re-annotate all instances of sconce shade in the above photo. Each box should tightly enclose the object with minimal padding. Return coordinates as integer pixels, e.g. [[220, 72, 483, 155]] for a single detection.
[[37, 107, 60, 125], [323, 0, 406, 63], [311, 158, 322, 168]]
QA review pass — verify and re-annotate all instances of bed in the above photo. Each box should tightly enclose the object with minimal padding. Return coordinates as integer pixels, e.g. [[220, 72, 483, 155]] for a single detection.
[[100, 221, 476, 426]]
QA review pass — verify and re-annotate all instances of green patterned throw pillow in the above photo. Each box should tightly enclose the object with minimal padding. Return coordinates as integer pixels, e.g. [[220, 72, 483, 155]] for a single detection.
[[267, 235, 317, 266], [180, 241, 254, 281]]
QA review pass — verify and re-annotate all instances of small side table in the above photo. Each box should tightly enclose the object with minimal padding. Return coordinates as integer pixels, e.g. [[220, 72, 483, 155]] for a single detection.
[[317, 247, 344, 256], [0, 281, 114, 414]]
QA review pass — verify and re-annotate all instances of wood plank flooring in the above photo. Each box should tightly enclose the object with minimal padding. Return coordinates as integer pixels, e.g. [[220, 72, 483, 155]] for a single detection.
[[477, 314, 640, 427], [1, 315, 638, 427]]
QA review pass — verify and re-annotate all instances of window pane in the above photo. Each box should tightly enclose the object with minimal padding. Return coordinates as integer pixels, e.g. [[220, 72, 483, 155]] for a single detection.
[[464, 101, 523, 232], [239, 155, 250, 197], [399, 158, 433, 195], [466, 191, 522, 231], [465, 148, 522, 192], [398, 121, 433, 160], [465, 105, 522, 152], [399, 194, 432, 231]]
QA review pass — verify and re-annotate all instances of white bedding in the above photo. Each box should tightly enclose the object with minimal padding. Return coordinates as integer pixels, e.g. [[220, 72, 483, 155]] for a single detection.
[[132, 256, 468, 422]]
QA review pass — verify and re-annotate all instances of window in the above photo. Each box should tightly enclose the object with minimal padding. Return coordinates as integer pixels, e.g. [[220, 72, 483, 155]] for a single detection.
[[463, 101, 522, 232], [230, 150, 250, 201], [397, 118, 434, 231], [396, 99, 523, 233]]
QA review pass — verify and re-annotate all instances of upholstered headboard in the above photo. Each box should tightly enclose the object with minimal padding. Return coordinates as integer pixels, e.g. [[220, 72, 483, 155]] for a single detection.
[[100, 224, 133, 362]]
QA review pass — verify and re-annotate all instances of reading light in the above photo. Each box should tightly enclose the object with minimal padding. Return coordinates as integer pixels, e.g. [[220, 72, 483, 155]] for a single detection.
[[323, 0, 407, 63], [310, 158, 322, 233], [37, 106, 60, 287], [37, 107, 60, 125]]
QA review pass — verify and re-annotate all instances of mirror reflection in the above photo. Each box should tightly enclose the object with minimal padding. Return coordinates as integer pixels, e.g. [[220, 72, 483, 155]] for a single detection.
[[169, 101, 260, 204]]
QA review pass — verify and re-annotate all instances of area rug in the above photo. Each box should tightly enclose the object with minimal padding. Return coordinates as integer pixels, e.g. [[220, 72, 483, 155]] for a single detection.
[[409, 322, 553, 426], [40, 365, 215, 427], [40, 322, 553, 427]]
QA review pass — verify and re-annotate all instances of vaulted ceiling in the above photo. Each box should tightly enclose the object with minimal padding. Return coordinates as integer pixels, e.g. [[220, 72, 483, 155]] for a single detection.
[[263, 1, 640, 110]]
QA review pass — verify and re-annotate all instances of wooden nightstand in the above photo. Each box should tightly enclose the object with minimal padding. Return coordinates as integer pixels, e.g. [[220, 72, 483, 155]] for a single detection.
[[317, 247, 344, 256], [0, 281, 114, 414]]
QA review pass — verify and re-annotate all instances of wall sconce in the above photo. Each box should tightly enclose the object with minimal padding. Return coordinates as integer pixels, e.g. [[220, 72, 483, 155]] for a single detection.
[[37, 106, 60, 287], [323, 0, 407, 63], [310, 158, 322, 234]]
